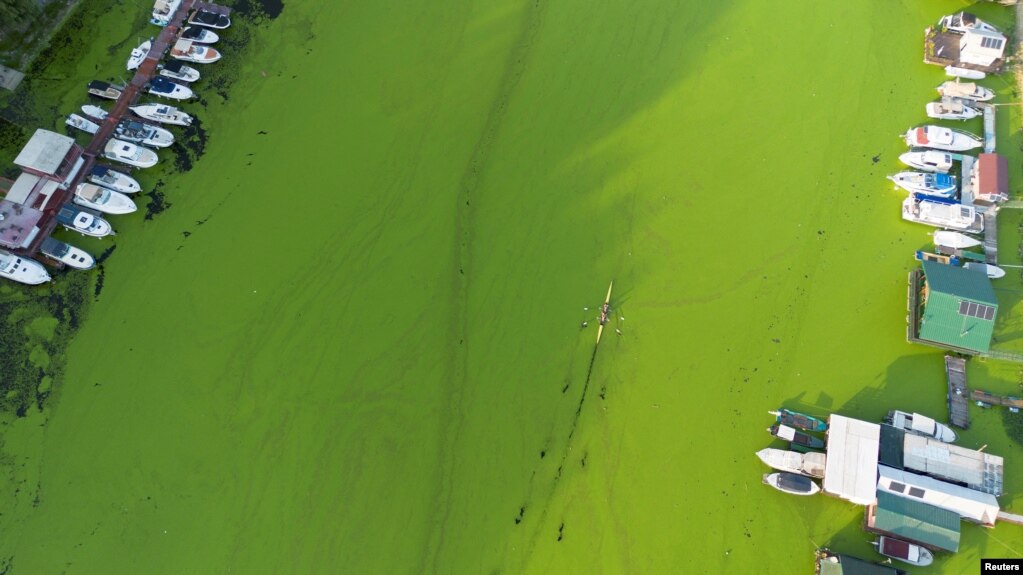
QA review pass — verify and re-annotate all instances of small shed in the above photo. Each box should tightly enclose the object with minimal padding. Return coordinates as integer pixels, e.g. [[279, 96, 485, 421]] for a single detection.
[[0, 200, 43, 250], [877, 465, 999, 525], [823, 415, 880, 505], [902, 434, 1003, 495], [918, 260, 997, 354], [866, 491, 961, 552], [959, 28, 1007, 67], [973, 153, 1008, 203]]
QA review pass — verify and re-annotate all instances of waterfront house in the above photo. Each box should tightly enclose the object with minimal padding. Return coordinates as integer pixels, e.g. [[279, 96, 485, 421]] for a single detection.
[[876, 464, 999, 525], [866, 491, 961, 552], [971, 153, 1008, 205], [912, 260, 997, 354], [925, 12, 1006, 74]]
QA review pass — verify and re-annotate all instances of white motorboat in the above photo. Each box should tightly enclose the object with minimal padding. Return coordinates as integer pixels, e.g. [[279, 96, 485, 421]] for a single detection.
[[945, 65, 986, 80], [115, 119, 175, 148], [159, 60, 200, 83], [939, 12, 1001, 34], [127, 39, 152, 71], [181, 26, 219, 44], [130, 103, 193, 126], [755, 448, 825, 478], [151, 0, 182, 27], [66, 113, 99, 134], [937, 80, 994, 102], [934, 230, 981, 249], [170, 39, 221, 64], [82, 104, 108, 121], [899, 150, 954, 173], [762, 472, 820, 496], [56, 206, 114, 238], [103, 138, 159, 168], [188, 9, 230, 29], [147, 77, 194, 100], [888, 171, 957, 197], [926, 98, 981, 121], [0, 250, 50, 285], [885, 410, 957, 443], [87, 80, 122, 100], [89, 166, 141, 194], [39, 237, 95, 270], [74, 183, 138, 215], [903, 125, 982, 152], [873, 537, 934, 567], [902, 196, 983, 233], [964, 262, 1007, 279]]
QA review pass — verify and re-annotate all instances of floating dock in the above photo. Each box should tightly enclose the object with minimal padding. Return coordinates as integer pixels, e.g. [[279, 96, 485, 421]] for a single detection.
[[946, 355, 970, 429], [971, 389, 1023, 409]]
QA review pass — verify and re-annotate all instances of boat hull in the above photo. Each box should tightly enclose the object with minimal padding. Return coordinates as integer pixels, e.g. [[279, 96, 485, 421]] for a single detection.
[[945, 65, 986, 80], [934, 230, 981, 249], [964, 262, 1007, 279], [876, 537, 934, 567], [762, 472, 820, 496]]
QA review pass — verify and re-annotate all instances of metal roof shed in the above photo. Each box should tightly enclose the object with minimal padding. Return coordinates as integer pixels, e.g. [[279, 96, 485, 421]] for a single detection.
[[973, 153, 1008, 202], [866, 491, 961, 552], [877, 465, 999, 525], [4, 172, 41, 205], [918, 260, 997, 354], [13, 129, 74, 176], [902, 434, 1003, 495], [823, 415, 880, 505]]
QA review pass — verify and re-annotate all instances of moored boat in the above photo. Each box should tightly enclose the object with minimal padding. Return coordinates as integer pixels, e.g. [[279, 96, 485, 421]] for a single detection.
[[945, 65, 986, 80], [937, 80, 994, 102], [884, 410, 957, 443], [73, 183, 138, 215], [888, 171, 956, 197], [159, 60, 201, 83], [81, 104, 108, 121], [899, 150, 954, 173], [56, 206, 114, 238], [188, 9, 231, 29], [762, 472, 819, 496], [964, 262, 1007, 279], [770, 408, 827, 432], [873, 537, 934, 567], [89, 166, 141, 194], [103, 138, 159, 169], [151, 0, 181, 26], [127, 39, 152, 71], [66, 113, 99, 134], [0, 250, 50, 285], [87, 80, 122, 100], [39, 237, 95, 270], [147, 77, 194, 100], [934, 230, 981, 249], [817, 548, 907, 575], [903, 125, 982, 152], [902, 197, 983, 233], [170, 39, 222, 64], [181, 26, 219, 44], [130, 103, 193, 126], [939, 12, 1000, 34], [926, 98, 981, 121], [115, 119, 175, 148], [768, 424, 825, 450], [595, 281, 614, 345], [755, 448, 825, 478]]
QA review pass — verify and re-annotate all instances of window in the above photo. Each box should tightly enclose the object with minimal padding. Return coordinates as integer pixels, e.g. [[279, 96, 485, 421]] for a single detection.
[[909, 487, 926, 498], [890, 482, 906, 493], [959, 300, 995, 320], [980, 37, 1004, 50]]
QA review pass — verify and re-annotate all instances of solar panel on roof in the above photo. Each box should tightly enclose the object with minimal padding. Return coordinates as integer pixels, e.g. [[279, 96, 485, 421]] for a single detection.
[[959, 300, 995, 320]]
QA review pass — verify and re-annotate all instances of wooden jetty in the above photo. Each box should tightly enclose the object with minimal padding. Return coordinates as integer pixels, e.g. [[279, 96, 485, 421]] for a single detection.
[[998, 511, 1023, 526], [17, 0, 202, 258], [983, 104, 997, 153], [946, 355, 970, 429], [971, 389, 1023, 409], [983, 209, 999, 264]]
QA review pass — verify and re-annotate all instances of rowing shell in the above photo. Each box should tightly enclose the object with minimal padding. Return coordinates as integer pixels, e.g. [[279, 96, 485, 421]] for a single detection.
[[596, 281, 614, 345]]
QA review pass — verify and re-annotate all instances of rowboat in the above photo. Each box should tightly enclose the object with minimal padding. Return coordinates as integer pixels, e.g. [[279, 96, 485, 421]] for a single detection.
[[770, 408, 828, 432], [595, 281, 613, 344]]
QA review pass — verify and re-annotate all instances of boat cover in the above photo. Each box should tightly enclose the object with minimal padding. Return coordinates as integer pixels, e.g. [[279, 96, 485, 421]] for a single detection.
[[78, 184, 104, 202], [942, 82, 978, 98], [880, 537, 914, 561], [776, 473, 813, 493]]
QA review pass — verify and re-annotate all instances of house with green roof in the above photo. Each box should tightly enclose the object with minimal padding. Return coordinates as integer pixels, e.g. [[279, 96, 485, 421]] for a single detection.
[[912, 260, 997, 354], [866, 491, 961, 552]]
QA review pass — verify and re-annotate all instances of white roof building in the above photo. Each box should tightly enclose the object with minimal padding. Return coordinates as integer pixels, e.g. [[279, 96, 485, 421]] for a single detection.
[[14, 129, 75, 175], [902, 434, 1003, 496], [959, 28, 1006, 67], [877, 465, 999, 525], [823, 415, 880, 505]]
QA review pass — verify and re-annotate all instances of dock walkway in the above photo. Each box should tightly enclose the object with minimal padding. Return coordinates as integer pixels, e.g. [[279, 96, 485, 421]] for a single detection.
[[945, 355, 970, 429]]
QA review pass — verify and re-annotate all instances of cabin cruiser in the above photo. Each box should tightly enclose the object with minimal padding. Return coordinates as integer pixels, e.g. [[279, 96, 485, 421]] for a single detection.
[[188, 9, 230, 29], [151, 0, 181, 26], [89, 166, 141, 194], [0, 250, 50, 285], [170, 39, 221, 64], [82, 104, 108, 121], [39, 238, 95, 270], [103, 138, 159, 168], [926, 97, 981, 121], [115, 119, 175, 148], [87, 80, 122, 100], [181, 26, 219, 44], [903, 125, 981, 151], [66, 113, 99, 134], [902, 196, 983, 233], [73, 183, 138, 215], [887, 172, 957, 198], [899, 150, 955, 173], [130, 103, 193, 126], [939, 12, 1000, 34], [884, 410, 957, 443], [56, 206, 114, 238], [937, 80, 994, 102], [159, 60, 200, 83], [127, 39, 152, 71], [147, 77, 194, 100]]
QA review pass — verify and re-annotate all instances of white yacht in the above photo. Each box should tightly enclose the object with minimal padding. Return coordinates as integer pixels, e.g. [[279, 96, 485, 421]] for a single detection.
[[73, 183, 138, 215], [130, 103, 193, 126], [159, 60, 200, 83], [902, 197, 983, 233], [926, 98, 981, 121], [82, 104, 108, 121], [937, 81, 994, 102], [127, 39, 152, 71], [903, 125, 982, 152], [0, 250, 50, 285], [115, 119, 175, 148], [56, 206, 114, 238], [151, 0, 181, 27], [884, 410, 957, 443], [66, 113, 99, 134], [103, 138, 159, 168], [89, 166, 142, 194], [170, 39, 221, 64], [888, 172, 956, 197], [148, 77, 194, 100], [181, 26, 219, 44], [40, 238, 95, 270], [899, 150, 955, 173]]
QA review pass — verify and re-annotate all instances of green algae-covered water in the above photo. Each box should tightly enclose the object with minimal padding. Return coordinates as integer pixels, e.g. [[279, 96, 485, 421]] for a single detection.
[[4, 0, 1023, 572]]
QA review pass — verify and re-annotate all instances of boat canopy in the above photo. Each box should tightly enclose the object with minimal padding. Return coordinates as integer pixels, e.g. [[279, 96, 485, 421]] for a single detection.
[[823, 415, 880, 505], [78, 184, 105, 202], [934, 174, 954, 189]]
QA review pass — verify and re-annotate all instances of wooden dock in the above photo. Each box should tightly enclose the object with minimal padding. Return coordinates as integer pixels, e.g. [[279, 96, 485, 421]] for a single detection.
[[972, 389, 1023, 409], [946, 355, 970, 429], [19, 0, 200, 257], [983, 104, 997, 153], [983, 209, 998, 264]]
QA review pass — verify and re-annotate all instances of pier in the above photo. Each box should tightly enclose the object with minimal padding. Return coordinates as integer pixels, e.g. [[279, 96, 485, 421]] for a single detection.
[[945, 355, 970, 429], [971, 389, 1023, 409], [17, 0, 201, 258]]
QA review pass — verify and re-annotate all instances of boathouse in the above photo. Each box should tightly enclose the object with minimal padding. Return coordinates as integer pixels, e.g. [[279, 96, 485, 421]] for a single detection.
[[914, 260, 997, 354], [971, 153, 1008, 204], [877, 465, 999, 526], [865, 491, 961, 552], [823, 415, 879, 505], [13, 129, 84, 191]]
